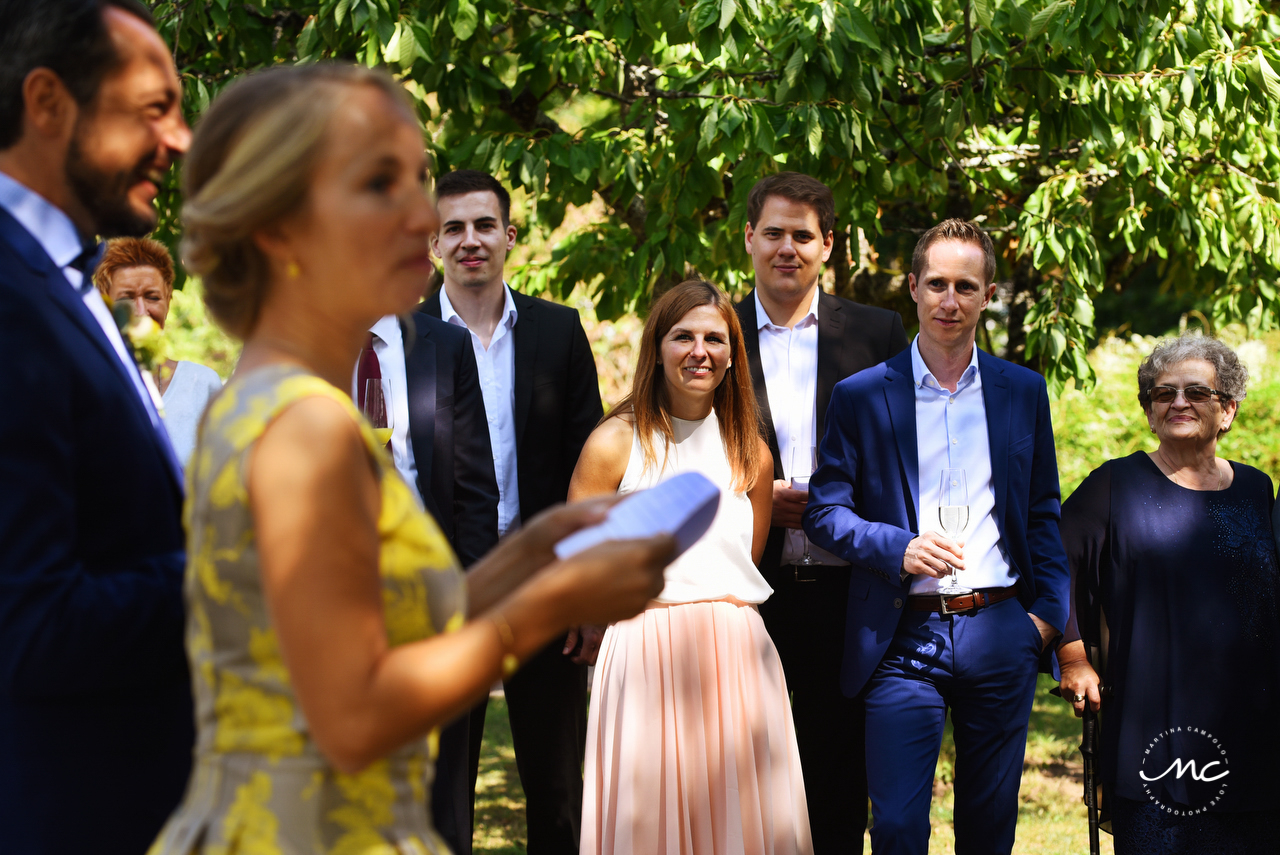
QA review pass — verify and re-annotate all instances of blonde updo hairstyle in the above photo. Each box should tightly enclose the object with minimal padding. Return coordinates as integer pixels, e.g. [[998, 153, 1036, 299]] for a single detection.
[[181, 63, 418, 339]]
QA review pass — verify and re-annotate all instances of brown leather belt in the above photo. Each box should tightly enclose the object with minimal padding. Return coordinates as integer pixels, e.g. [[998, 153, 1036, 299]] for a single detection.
[[908, 586, 1018, 615]]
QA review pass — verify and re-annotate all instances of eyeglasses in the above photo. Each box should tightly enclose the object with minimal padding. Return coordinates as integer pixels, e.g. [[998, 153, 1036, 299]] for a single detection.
[[1145, 385, 1226, 405]]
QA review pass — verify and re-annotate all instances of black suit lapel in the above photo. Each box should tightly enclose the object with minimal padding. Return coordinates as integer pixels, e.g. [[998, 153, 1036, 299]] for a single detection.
[[816, 291, 845, 436], [739, 291, 782, 478], [420, 288, 443, 318], [511, 288, 537, 447], [402, 317, 436, 502]]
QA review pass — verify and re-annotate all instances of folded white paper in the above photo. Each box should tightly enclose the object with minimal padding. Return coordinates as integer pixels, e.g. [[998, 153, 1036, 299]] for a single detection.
[[554, 471, 721, 561]]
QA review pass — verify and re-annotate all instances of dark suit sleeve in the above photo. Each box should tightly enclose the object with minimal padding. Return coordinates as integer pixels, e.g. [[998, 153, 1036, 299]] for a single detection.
[[885, 310, 909, 358], [562, 315, 603, 486], [0, 311, 185, 700], [450, 334, 500, 568], [1059, 462, 1111, 647], [804, 383, 916, 578], [1025, 378, 1072, 634]]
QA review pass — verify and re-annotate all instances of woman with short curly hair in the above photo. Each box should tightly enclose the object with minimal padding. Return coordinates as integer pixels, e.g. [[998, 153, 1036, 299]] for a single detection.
[[93, 236, 221, 463], [1057, 334, 1280, 853]]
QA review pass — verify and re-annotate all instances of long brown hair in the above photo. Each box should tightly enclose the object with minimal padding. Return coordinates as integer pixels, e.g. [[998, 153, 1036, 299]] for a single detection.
[[611, 280, 762, 492]]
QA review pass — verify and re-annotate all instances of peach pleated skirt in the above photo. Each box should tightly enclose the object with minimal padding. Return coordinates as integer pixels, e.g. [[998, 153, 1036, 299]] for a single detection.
[[581, 599, 813, 855]]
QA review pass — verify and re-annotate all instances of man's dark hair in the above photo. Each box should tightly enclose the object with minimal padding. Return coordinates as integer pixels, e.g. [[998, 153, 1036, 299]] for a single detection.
[[435, 169, 512, 226], [0, 0, 155, 150], [746, 172, 836, 237]]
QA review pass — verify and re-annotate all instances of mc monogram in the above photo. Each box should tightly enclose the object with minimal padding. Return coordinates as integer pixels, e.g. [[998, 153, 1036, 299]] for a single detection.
[[1139, 727, 1231, 815]]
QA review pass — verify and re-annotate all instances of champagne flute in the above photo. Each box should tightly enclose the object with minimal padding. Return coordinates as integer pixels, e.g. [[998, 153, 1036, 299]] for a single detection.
[[363, 379, 393, 449], [791, 446, 817, 566], [937, 468, 970, 595]]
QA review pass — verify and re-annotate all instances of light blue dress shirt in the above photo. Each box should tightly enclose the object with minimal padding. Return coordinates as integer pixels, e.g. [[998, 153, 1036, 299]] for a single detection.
[[909, 336, 1016, 594]]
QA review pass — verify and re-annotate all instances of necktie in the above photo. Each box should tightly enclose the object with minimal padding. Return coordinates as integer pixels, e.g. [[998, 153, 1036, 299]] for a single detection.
[[68, 241, 105, 294], [356, 332, 381, 411]]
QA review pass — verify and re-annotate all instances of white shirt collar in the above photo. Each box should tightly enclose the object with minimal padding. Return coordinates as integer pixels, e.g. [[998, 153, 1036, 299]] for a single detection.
[[910, 335, 980, 391], [369, 313, 402, 345], [438, 282, 518, 331], [0, 170, 86, 270], [754, 287, 820, 331]]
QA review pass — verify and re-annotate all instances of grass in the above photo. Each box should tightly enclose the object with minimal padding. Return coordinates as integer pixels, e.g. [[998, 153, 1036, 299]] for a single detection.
[[472, 696, 529, 855], [472, 678, 1115, 854]]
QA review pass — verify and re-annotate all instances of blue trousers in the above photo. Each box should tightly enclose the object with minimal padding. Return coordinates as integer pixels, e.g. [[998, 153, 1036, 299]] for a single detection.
[[864, 596, 1041, 855]]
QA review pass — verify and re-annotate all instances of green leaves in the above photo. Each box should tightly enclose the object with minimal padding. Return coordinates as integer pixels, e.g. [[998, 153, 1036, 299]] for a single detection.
[[846, 7, 881, 51], [1249, 50, 1280, 101], [149, 0, 1280, 395], [719, 0, 737, 30], [972, 0, 994, 30], [448, 0, 479, 41], [1026, 0, 1063, 41]]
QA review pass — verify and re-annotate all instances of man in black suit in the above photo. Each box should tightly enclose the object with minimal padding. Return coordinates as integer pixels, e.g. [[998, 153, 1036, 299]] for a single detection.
[[734, 172, 908, 852], [421, 169, 603, 854], [356, 309, 500, 854]]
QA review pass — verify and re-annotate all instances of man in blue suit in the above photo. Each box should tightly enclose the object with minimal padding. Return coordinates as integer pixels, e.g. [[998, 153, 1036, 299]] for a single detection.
[[0, 2, 193, 852], [804, 219, 1069, 855]]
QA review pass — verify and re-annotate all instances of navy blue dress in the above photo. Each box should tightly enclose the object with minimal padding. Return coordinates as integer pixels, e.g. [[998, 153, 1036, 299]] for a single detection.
[[1062, 452, 1280, 852]]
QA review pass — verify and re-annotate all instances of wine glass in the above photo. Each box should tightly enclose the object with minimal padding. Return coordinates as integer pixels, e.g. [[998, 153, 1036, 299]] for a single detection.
[[937, 468, 970, 595], [362, 379, 393, 449], [790, 446, 817, 566]]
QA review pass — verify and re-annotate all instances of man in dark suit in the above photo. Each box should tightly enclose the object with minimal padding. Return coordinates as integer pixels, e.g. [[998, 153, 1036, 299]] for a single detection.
[[0, 1, 193, 852], [804, 220, 1070, 855], [404, 310, 502, 854], [354, 309, 499, 855], [421, 169, 602, 853], [733, 172, 907, 851]]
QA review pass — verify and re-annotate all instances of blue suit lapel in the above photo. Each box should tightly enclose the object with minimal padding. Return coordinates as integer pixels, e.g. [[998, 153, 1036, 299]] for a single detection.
[[0, 207, 184, 491], [978, 349, 1010, 540], [882, 349, 919, 532]]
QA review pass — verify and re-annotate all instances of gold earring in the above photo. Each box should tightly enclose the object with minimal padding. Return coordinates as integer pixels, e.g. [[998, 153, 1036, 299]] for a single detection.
[[286, 260, 300, 278]]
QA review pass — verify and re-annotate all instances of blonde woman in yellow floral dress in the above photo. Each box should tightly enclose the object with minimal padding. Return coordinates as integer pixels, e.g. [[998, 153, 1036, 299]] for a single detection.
[[147, 64, 673, 855]]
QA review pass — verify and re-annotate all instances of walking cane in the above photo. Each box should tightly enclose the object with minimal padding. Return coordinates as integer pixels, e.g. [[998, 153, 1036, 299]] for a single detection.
[[1050, 685, 1102, 855], [1081, 704, 1101, 855]]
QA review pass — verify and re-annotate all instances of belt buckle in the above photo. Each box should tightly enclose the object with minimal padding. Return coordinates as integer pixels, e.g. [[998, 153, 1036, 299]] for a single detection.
[[938, 592, 957, 615], [793, 565, 817, 582]]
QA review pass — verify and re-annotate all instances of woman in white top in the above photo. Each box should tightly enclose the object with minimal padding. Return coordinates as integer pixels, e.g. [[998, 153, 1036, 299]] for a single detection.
[[571, 279, 813, 854], [93, 237, 222, 463]]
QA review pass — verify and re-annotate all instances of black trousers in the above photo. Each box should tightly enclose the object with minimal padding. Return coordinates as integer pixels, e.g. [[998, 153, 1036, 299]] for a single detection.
[[432, 633, 587, 854], [758, 562, 869, 853], [431, 710, 475, 855]]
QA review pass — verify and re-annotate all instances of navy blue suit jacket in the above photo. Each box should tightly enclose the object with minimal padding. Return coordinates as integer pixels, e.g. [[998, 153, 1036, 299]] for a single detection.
[[0, 208, 193, 853], [405, 312, 499, 568], [803, 346, 1070, 697]]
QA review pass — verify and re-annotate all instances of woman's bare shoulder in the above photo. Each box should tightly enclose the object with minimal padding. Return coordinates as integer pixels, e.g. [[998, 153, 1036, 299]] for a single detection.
[[587, 413, 634, 459]]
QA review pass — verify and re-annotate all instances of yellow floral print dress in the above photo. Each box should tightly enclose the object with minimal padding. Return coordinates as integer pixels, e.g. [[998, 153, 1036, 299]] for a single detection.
[[149, 364, 467, 855]]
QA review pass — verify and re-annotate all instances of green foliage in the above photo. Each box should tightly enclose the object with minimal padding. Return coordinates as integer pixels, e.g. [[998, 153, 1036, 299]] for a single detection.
[[164, 280, 241, 379], [150, 0, 1280, 393]]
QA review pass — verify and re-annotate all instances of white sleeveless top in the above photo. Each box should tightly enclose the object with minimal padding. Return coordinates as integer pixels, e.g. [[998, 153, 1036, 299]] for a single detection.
[[618, 410, 773, 605]]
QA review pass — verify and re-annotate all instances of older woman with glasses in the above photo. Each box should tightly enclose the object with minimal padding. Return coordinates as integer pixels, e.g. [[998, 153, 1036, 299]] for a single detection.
[[1057, 335, 1280, 853]]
